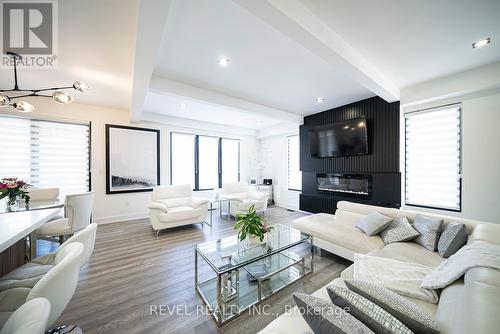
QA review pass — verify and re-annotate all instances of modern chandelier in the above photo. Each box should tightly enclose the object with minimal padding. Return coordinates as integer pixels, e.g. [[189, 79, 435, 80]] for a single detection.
[[0, 52, 89, 112]]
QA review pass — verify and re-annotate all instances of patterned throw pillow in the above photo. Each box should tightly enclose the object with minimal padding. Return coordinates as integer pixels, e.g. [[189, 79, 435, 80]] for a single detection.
[[356, 211, 394, 236], [345, 280, 440, 334], [412, 214, 443, 251], [380, 217, 420, 244], [292, 293, 374, 334], [326, 285, 414, 334], [437, 222, 467, 258]]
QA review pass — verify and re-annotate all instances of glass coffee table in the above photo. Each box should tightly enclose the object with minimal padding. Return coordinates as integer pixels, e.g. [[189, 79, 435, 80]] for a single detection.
[[194, 224, 313, 326]]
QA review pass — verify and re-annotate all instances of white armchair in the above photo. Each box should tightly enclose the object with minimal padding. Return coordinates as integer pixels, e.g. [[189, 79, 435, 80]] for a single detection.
[[220, 182, 269, 217], [148, 185, 209, 234]]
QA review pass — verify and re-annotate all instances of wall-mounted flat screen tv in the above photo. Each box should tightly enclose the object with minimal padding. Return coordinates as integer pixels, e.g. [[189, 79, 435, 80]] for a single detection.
[[309, 117, 368, 158]]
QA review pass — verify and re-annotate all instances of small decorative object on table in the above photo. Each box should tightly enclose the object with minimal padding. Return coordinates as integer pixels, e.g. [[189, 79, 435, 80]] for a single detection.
[[0, 177, 30, 212], [234, 204, 274, 245]]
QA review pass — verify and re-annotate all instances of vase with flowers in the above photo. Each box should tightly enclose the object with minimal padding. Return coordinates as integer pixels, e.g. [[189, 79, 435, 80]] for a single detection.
[[0, 178, 31, 212], [234, 204, 274, 245]]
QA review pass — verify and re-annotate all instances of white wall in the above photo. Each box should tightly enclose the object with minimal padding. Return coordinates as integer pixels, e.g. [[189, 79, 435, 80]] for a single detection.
[[0, 100, 259, 223], [259, 133, 300, 210], [401, 63, 500, 223]]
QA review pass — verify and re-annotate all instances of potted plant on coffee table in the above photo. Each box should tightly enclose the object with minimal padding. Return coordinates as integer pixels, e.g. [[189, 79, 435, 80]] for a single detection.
[[234, 204, 274, 244]]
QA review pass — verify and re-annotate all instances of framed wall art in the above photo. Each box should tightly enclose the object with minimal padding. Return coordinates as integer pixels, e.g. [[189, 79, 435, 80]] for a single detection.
[[106, 124, 160, 194]]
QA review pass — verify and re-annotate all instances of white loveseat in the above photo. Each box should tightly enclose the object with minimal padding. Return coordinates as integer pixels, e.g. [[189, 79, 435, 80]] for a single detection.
[[220, 182, 269, 217], [260, 201, 500, 334], [148, 185, 209, 233]]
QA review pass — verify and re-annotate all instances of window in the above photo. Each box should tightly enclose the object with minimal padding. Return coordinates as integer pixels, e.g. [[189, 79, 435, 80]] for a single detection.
[[170, 133, 195, 188], [170, 132, 240, 190], [221, 138, 240, 184], [405, 104, 461, 211], [288, 135, 301, 191], [198, 136, 219, 189], [0, 116, 90, 198]]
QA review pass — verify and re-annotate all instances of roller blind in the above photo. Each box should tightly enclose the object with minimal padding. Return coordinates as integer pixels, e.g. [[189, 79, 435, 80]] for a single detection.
[[288, 135, 301, 191], [170, 133, 195, 188], [0, 116, 90, 199], [198, 136, 219, 190], [405, 105, 461, 211], [221, 138, 240, 184], [170, 133, 240, 190]]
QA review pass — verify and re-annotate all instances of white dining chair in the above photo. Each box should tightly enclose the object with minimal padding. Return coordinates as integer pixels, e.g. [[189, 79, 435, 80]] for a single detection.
[[0, 298, 50, 334], [0, 224, 98, 292], [0, 242, 84, 329], [36, 191, 95, 244]]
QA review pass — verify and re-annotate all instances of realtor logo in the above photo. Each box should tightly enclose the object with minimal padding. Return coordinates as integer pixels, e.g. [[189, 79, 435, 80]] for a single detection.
[[1, 0, 58, 68]]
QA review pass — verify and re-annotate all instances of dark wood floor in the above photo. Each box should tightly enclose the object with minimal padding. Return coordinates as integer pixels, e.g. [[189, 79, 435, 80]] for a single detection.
[[46, 207, 349, 334]]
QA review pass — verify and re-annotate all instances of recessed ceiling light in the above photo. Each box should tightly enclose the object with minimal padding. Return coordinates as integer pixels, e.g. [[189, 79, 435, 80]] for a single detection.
[[315, 97, 325, 103], [178, 103, 186, 109], [217, 57, 230, 66], [472, 37, 491, 48]]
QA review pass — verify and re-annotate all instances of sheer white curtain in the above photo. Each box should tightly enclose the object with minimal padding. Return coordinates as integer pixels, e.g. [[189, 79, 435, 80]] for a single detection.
[[0, 116, 90, 199], [405, 105, 461, 211]]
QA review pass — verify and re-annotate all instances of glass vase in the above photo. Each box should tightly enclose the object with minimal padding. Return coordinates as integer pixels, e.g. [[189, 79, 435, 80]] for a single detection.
[[6, 196, 19, 212]]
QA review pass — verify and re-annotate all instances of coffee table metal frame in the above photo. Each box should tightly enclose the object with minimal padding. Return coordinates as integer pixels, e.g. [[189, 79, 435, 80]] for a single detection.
[[194, 226, 313, 326]]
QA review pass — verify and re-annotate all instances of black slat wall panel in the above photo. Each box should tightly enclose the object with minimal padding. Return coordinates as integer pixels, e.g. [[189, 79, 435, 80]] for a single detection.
[[300, 96, 401, 214]]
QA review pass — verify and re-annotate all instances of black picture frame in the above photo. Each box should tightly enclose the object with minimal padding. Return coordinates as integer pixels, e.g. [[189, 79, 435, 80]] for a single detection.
[[106, 124, 160, 194]]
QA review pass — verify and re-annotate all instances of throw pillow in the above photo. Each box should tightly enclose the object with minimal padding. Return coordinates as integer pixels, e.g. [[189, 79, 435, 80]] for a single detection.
[[292, 293, 374, 334], [437, 222, 468, 258], [356, 211, 394, 236], [380, 217, 420, 244], [326, 285, 413, 334], [345, 279, 440, 334], [412, 214, 443, 251]]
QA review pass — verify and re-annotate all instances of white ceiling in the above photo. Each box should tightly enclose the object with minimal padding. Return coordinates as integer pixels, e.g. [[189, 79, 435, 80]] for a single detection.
[[0, 0, 137, 110], [302, 0, 500, 88], [152, 0, 374, 116], [143, 91, 282, 130]]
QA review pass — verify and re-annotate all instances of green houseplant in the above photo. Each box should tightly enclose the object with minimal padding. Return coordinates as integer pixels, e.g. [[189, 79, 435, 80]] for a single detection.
[[234, 204, 273, 243]]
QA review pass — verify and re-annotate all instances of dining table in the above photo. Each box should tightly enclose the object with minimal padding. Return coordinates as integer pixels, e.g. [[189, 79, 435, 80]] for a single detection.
[[0, 204, 63, 276]]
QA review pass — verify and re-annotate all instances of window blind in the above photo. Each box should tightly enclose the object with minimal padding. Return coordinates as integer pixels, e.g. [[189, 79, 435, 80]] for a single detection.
[[405, 105, 461, 211], [170, 133, 195, 188], [288, 135, 301, 191], [198, 136, 219, 189], [170, 133, 240, 190], [0, 116, 90, 199], [221, 138, 240, 184]]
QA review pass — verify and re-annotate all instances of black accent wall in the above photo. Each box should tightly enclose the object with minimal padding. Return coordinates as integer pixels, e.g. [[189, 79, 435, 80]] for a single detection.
[[300, 96, 401, 213]]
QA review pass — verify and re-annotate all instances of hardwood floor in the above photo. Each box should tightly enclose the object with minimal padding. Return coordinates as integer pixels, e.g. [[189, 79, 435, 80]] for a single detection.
[[51, 207, 350, 334]]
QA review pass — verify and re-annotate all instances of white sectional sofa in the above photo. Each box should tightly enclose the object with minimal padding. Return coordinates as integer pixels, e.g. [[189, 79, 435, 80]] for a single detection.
[[260, 201, 500, 334]]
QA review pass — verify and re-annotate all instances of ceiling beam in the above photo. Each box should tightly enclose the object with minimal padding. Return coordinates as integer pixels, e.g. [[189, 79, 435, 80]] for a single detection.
[[130, 0, 171, 122], [234, 0, 400, 102], [150, 75, 303, 124]]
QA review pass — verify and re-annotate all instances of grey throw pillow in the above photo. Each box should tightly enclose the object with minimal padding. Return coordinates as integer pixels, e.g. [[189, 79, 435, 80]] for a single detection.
[[380, 217, 420, 244], [292, 293, 374, 334], [345, 280, 440, 334], [412, 214, 443, 251], [438, 222, 467, 258], [326, 285, 413, 334], [356, 211, 394, 236]]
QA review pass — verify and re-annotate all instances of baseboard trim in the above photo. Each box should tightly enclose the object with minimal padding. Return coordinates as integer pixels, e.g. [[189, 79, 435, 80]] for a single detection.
[[93, 212, 148, 224], [274, 202, 299, 211]]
